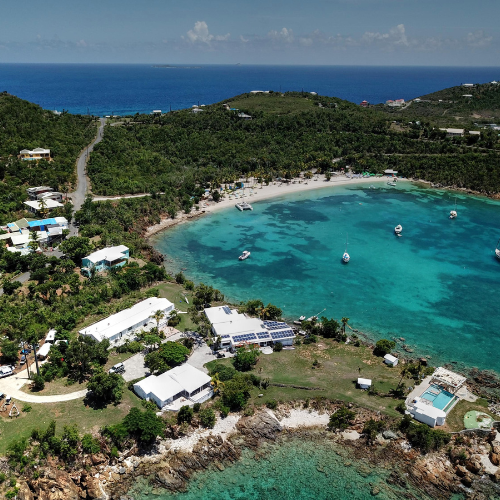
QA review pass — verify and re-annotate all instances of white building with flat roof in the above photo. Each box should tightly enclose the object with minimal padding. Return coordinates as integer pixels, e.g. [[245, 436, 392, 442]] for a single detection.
[[409, 399, 446, 427], [24, 199, 63, 214], [79, 297, 174, 343], [440, 128, 465, 137], [134, 363, 213, 409], [204, 306, 296, 350]]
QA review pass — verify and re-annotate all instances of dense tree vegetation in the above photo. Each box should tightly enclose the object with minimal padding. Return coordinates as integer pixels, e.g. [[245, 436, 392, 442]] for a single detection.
[[0, 93, 96, 223]]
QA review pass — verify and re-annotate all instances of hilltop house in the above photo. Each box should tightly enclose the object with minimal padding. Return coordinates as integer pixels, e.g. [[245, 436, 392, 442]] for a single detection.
[[19, 148, 51, 161], [80, 245, 129, 276], [23, 199, 64, 214], [440, 128, 465, 138]]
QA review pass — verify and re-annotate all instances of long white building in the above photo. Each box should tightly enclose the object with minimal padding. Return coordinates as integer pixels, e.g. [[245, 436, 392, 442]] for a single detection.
[[79, 297, 174, 343], [134, 363, 213, 409], [204, 305, 295, 350]]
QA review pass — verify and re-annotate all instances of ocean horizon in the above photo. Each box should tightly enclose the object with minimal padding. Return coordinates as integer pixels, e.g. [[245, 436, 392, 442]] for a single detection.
[[1, 63, 499, 116]]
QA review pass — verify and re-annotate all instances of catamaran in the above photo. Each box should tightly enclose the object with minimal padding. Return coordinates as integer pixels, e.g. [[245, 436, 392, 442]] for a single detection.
[[342, 234, 350, 263], [394, 224, 403, 235]]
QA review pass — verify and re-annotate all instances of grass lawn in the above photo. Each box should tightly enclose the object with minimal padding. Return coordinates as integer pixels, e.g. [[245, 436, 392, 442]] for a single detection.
[[0, 388, 142, 455], [444, 398, 491, 432], [157, 282, 197, 331], [227, 94, 319, 115], [208, 339, 408, 417]]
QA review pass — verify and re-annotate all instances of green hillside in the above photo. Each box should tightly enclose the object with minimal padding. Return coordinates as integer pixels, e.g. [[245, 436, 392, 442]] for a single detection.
[[379, 81, 500, 127], [0, 93, 96, 223]]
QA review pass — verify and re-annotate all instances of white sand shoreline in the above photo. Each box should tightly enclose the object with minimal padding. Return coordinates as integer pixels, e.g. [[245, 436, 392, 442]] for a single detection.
[[145, 175, 407, 239]]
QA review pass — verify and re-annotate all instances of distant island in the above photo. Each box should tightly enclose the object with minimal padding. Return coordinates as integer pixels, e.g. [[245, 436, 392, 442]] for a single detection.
[[152, 64, 201, 69]]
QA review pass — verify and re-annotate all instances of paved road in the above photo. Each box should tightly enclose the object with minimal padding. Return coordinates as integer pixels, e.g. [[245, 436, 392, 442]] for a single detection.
[[0, 366, 87, 403], [70, 117, 106, 213], [0, 271, 31, 297]]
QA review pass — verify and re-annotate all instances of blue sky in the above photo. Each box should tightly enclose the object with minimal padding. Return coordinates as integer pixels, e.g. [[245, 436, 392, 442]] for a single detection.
[[0, 0, 498, 65]]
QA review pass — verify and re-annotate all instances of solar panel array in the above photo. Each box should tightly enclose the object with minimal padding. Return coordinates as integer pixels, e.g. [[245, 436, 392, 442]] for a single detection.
[[261, 320, 289, 331], [256, 331, 270, 339], [270, 329, 294, 340], [232, 333, 257, 343], [221, 334, 230, 339], [222, 306, 232, 315]]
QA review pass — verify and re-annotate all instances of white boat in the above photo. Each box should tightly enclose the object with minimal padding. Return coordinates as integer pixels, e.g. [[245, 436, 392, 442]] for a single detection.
[[299, 315, 306, 321], [239, 250, 251, 261], [236, 201, 253, 211], [394, 224, 402, 235], [387, 181, 397, 187], [496, 239, 500, 261], [449, 198, 458, 219], [342, 234, 350, 263]]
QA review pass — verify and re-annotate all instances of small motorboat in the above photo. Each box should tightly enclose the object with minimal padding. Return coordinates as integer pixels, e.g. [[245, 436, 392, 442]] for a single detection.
[[449, 210, 457, 219], [394, 224, 403, 235], [496, 239, 500, 261], [299, 315, 306, 321], [387, 181, 397, 187], [239, 250, 251, 261]]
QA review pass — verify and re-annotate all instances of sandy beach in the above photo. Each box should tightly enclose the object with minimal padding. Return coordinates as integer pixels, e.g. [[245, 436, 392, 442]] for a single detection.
[[145, 174, 399, 238]]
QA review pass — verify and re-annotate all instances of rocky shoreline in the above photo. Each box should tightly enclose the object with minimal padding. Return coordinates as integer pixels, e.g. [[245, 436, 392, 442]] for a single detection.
[[12, 403, 500, 500]]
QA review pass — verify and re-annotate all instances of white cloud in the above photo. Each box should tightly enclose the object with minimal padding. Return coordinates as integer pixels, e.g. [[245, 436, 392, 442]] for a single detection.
[[466, 30, 493, 48], [361, 23, 408, 48], [268, 27, 294, 43], [185, 21, 230, 44]]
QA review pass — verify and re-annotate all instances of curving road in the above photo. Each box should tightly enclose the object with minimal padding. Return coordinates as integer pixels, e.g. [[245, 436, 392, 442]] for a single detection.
[[0, 365, 87, 403], [70, 117, 106, 213]]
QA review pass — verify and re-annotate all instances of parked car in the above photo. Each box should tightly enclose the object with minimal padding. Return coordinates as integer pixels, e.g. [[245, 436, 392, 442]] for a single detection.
[[21, 348, 31, 355], [109, 362, 125, 374], [20, 355, 27, 365], [0, 366, 14, 378]]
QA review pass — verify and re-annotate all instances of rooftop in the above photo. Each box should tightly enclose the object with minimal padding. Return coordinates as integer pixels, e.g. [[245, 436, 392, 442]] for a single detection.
[[79, 297, 173, 342], [432, 367, 466, 389], [24, 199, 63, 210], [84, 245, 129, 264]]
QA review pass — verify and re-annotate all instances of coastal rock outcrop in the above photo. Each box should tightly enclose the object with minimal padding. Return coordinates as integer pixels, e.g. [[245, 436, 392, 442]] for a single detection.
[[30, 469, 81, 500], [17, 481, 35, 500], [236, 411, 282, 444]]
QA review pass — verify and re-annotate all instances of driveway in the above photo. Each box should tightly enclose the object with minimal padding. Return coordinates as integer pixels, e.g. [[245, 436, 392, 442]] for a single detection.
[[122, 352, 150, 382], [0, 367, 87, 403]]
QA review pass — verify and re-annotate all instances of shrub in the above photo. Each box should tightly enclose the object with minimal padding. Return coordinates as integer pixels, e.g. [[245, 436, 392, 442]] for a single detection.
[[232, 346, 259, 372], [123, 408, 165, 444], [266, 400, 278, 410], [219, 406, 230, 418], [221, 373, 253, 411], [0, 472, 6, 484], [395, 402, 406, 414], [177, 405, 194, 424], [193, 403, 201, 413], [141, 400, 158, 412], [399, 415, 451, 453], [374, 339, 396, 357], [328, 406, 355, 431], [32, 374, 45, 391], [363, 419, 385, 442], [82, 434, 101, 454], [199, 408, 216, 428], [273, 342, 283, 352], [209, 363, 236, 381], [22, 404, 32, 413], [304, 335, 317, 345]]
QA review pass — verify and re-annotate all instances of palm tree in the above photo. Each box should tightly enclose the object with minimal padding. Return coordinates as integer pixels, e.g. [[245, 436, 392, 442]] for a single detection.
[[341, 317, 350, 335], [211, 373, 224, 395], [151, 309, 165, 332], [38, 197, 49, 219]]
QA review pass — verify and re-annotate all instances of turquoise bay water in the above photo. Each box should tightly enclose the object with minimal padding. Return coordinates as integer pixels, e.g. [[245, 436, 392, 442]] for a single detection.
[[130, 438, 423, 500], [153, 182, 500, 373]]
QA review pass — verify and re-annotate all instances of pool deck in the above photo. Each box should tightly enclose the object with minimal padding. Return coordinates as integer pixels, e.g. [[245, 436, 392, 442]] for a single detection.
[[405, 376, 462, 414]]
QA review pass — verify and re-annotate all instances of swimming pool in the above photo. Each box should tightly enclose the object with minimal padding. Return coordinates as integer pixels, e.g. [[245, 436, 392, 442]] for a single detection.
[[421, 384, 456, 411]]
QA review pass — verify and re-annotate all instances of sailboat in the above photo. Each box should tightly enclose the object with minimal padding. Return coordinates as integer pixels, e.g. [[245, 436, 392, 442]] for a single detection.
[[495, 239, 500, 261], [449, 198, 457, 219], [342, 234, 350, 263]]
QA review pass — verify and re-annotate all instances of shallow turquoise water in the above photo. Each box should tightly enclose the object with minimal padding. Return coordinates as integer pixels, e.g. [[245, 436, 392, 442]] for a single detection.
[[152, 182, 500, 373], [130, 438, 423, 500]]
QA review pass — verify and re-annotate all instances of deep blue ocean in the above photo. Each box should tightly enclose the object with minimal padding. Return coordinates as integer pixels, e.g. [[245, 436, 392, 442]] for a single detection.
[[1, 64, 499, 115]]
